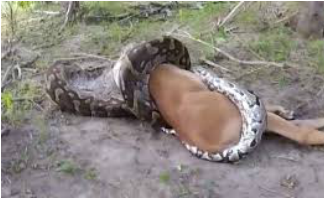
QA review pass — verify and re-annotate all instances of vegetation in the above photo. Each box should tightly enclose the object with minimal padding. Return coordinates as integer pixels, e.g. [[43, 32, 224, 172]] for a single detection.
[[1, 2, 324, 197]]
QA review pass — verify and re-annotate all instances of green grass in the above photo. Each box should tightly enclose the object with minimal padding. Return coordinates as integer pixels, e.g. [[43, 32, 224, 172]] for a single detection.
[[250, 27, 297, 62], [159, 171, 170, 184], [307, 39, 324, 74], [32, 114, 48, 144], [57, 160, 80, 175], [237, 9, 259, 25], [11, 147, 30, 173], [176, 2, 231, 34], [84, 168, 97, 181], [277, 75, 290, 88], [83, 1, 133, 16], [76, 2, 233, 59], [1, 81, 43, 126]]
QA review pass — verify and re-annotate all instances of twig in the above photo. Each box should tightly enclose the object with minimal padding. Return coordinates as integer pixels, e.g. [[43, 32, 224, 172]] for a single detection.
[[60, 1, 73, 32], [21, 54, 40, 68], [1, 64, 17, 90], [235, 67, 264, 80], [33, 10, 61, 16], [12, 64, 22, 80], [199, 58, 230, 72], [218, 1, 245, 28], [166, 24, 185, 36], [271, 155, 300, 162], [1, 53, 39, 91], [317, 85, 324, 98], [12, 97, 45, 112], [1, 47, 16, 60], [174, 30, 296, 68]]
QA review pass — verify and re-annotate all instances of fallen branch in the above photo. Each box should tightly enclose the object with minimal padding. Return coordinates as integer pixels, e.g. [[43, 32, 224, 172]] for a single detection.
[[1, 51, 11, 59], [13, 97, 45, 112], [60, 1, 73, 32], [235, 67, 265, 80], [1, 64, 17, 91], [1, 54, 39, 91], [173, 30, 297, 68], [1, 47, 16, 60], [317, 84, 324, 97], [271, 155, 300, 162], [33, 10, 61, 16], [21, 54, 40, 68], [12, 64, 22, 80], [218, 1, 245, 28], [199, 58, 231, 72]]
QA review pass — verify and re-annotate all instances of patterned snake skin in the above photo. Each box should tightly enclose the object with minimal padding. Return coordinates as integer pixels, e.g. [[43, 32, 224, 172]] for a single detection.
[[115, 36, 191, 128], [46, 59, 132, 117], [46, 36, 267, 162], [174, 67, 266, 162]]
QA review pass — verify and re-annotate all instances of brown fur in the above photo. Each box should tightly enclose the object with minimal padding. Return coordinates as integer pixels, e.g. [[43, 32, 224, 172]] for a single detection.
[[149, 64, 324, 154]]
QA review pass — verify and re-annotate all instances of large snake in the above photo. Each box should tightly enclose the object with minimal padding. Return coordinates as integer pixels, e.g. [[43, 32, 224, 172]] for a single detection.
[[46, 36, 267, 162]]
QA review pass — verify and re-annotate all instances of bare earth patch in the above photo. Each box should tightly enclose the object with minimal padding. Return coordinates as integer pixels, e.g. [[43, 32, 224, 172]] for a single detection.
[[2, 60, 324, 197], [2, 2, 324, 197]]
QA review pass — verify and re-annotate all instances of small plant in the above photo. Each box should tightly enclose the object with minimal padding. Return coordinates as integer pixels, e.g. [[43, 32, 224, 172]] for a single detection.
[[10, 147, 30, 174], [1, 80, 43, 125], [307, 40, 324, 74], [84, 168, 97, 181], [57, 160, 79, 175], [1, 91, 14, 114], [250, 27, 297, 62], [159, 171, 170, 184], [278, 76, 289, 88], [32, 115, 48, 144]]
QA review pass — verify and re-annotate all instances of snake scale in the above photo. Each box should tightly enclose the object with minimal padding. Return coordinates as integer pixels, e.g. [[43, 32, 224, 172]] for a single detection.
[[46, 36, 267, 162]]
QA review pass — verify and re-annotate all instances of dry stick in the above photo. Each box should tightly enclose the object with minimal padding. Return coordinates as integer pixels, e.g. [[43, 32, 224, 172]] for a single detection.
[[199, 58, 231, 72], [1, 64, 17, 90], [1, 47, 16, 60], [218, 1, 245, 28], [33, 10, 61, 16], [317, 84, 324, 97], [60, 1, 73, 32], [1, 55, 39, 91], [13, 98, 45, 112], [166, 24, 185, 36], [174, 31, 296, 68], [271, 155, 300, 162], [239, 68, 266, 80]]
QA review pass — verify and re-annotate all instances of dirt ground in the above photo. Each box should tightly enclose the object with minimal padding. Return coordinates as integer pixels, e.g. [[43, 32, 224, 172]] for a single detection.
[[2, 51, 324, 198], [2, 2, 324, 198]]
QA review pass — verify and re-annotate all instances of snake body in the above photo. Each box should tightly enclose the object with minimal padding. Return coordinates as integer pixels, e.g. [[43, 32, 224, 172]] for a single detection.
[[46, 36, 267, 162], [115, 37, 191, 128], [46, 59, 131, 117]]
